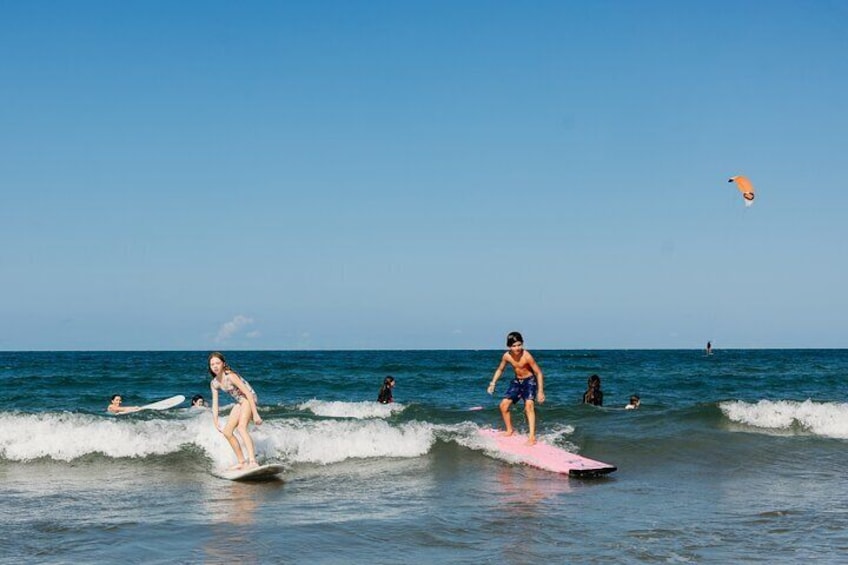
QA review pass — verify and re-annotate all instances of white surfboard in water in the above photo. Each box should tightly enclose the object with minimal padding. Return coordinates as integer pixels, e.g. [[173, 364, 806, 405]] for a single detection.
[[139, 395, 185, 411], [214, 464, 285, 482]]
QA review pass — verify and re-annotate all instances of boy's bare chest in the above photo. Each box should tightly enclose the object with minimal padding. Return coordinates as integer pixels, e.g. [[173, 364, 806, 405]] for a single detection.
[[506, 354, 529, 369]]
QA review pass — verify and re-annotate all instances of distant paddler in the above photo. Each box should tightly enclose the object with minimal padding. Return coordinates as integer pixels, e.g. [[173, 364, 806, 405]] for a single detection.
[[107, 394, 141, 414]]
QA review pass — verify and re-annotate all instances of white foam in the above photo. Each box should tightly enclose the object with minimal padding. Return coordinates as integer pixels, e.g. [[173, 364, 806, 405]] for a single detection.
[[259, 419, 435, 465], [0, 411, 444, 468], [453, 422, 579, 465], [0, 411, 215, 462], [720, 399, 848, 439], [298, 399, 405, 419], [542, 424, 578, 448]]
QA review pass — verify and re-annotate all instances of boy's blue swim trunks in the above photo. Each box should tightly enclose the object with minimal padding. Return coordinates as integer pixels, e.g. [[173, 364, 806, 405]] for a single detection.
[[504, 375, 538, 403]]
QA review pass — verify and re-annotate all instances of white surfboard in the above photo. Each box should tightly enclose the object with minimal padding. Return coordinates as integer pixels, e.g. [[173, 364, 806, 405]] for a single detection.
[[214, 463, 285, 482], [139, 395, 185, 411]]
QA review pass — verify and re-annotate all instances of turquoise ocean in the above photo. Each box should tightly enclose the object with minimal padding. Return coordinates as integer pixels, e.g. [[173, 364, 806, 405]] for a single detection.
[[2, 349, 848, 563]]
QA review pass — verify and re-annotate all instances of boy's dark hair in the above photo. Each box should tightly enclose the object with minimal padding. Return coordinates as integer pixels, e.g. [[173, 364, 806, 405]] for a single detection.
[[191, 394, 204, 404], [506, 331, 524, 347], [110, 394, 121, 401]]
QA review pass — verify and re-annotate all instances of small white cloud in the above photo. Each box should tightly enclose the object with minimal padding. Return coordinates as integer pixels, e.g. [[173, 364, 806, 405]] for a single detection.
[[215, 315, 255, 343]]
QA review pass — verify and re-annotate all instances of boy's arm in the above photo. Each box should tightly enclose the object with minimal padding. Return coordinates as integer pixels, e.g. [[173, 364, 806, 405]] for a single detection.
[[487, 357, 508, 394], [529, 354, 545, 403]]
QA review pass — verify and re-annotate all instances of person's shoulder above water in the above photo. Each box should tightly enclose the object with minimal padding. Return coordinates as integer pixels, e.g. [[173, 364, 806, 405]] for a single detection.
[[107, 394, 141, 414], [582, 374, 603, 406], [377, 376, 395, 404]]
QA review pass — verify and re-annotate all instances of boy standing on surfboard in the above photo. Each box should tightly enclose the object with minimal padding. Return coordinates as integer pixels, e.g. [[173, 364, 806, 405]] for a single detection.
[[487, 331, 546, 445]]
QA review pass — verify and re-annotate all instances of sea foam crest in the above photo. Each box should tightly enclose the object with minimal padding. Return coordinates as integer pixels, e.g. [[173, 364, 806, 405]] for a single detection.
[[0, 411, 442, 468], [297, 399, 404, 419], [453, 423, 578, 464], [258, 419, 434, 465], [0, 411, 216, 462], [720, 399, 848, 439]]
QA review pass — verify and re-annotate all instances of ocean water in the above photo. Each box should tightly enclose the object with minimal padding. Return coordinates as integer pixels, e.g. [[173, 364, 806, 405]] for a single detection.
[[2, 349, 848, 563]]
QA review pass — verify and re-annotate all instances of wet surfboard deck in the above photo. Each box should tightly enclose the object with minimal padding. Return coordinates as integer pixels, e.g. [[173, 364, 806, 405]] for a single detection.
[[480, 428, 616, 478], [214, 463, 286, 482]]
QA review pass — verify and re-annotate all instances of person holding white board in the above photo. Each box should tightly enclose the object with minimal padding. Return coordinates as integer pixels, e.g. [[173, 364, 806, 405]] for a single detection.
[[107, 394, 141, 414]]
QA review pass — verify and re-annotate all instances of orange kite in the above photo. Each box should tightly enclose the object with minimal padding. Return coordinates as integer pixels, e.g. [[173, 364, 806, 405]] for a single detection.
[[728, 175, 755, 207]]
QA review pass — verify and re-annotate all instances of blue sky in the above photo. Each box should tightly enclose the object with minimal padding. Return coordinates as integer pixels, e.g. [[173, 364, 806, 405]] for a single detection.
[[2, 1, 846, 350]]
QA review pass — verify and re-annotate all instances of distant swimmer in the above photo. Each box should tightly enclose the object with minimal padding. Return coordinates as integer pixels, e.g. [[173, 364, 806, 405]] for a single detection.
[[625, 395, 641, 410], [706, 341, 713, 355], [377, 376, 395, 404], [209, 352, 263, 471], [582, 374, 604, 406], [107, 394, 141, 414], [191, 394, 206, 408], [487, 331, 546, 445]]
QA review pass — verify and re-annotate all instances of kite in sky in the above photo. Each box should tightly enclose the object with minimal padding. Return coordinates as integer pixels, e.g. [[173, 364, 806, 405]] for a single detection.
[[728, 175, 755, 207]]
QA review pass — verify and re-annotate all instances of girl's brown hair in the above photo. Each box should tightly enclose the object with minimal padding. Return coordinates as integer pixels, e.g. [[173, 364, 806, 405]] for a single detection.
[[208, 351, 232, 378]]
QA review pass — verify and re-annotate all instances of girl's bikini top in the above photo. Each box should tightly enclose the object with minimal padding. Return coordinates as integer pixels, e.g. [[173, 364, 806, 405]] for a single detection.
[[212, 372, 257, 402]]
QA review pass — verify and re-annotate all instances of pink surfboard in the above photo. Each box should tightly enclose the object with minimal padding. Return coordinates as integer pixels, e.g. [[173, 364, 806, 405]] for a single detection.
[[480, 428, 616, 478]]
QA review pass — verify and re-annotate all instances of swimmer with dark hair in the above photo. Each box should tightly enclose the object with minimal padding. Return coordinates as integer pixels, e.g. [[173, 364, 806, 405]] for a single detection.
[[377, 376, 395, 404]]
